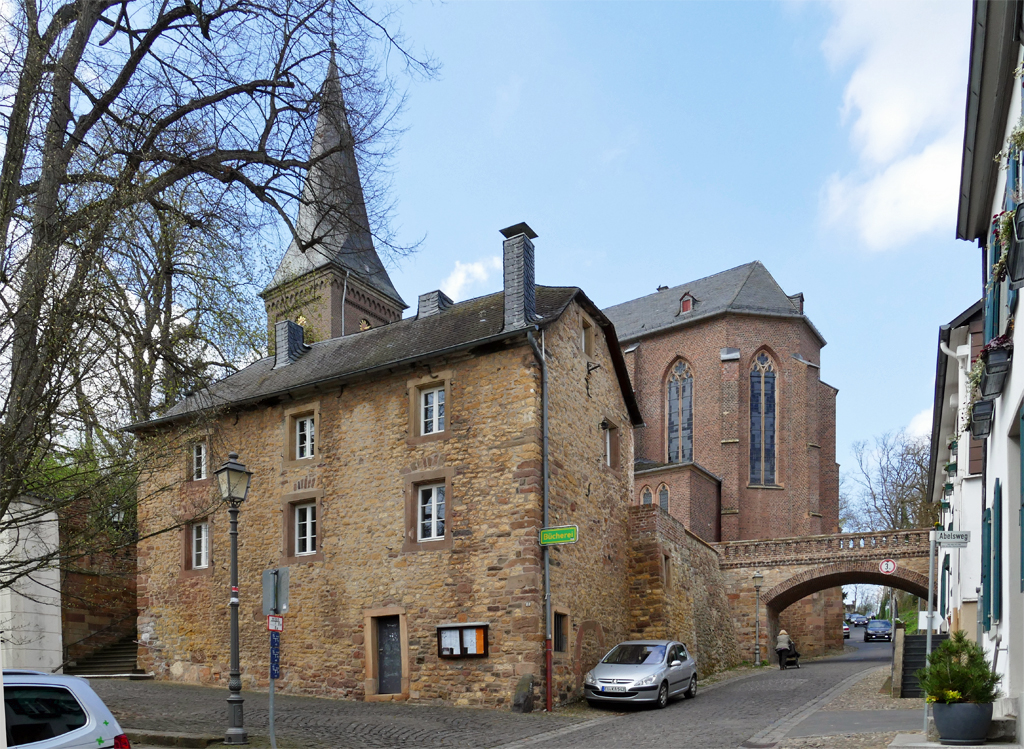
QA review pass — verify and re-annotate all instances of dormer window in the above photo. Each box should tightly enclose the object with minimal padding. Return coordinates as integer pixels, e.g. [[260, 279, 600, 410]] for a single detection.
[[680, 294, 694, 314]]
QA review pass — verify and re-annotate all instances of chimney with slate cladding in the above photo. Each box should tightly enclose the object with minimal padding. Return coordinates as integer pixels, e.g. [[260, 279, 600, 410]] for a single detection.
[[274, 320, 309, 368], [500, 222, 538, 331], [417, 289, 454, 319]]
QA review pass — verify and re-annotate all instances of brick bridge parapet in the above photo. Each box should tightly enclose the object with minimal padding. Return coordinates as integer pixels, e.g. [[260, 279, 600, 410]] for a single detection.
[[714, 529, 932, 569]]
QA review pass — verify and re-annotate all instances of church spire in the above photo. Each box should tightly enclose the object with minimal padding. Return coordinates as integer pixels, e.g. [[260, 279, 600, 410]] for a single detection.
[[264, 57, 406, 311]]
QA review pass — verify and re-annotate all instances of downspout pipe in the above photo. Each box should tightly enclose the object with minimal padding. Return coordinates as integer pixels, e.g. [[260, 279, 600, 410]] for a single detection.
[[527, 329, 552, 712]]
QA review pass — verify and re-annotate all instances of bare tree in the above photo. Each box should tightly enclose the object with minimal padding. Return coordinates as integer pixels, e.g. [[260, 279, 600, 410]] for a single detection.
[[0, 0, 435, 587], [849, 430, 937, 532]]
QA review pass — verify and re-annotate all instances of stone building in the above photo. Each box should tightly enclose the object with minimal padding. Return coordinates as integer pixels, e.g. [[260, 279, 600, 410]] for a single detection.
[[603, 263, 842, 657], [128, 65, 741, 707]]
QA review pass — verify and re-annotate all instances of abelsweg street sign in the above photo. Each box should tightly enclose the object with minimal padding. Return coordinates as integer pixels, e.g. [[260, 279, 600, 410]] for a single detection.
[[934, 530, 971, 548], [539, 525, 578, 545]]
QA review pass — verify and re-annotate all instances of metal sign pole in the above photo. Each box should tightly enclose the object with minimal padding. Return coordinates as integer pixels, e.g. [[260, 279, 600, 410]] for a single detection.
[[923, 529, 937, 734]]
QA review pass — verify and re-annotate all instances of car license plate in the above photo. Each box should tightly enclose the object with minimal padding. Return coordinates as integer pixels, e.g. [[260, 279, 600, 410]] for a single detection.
[[602, 686, 626, 693]]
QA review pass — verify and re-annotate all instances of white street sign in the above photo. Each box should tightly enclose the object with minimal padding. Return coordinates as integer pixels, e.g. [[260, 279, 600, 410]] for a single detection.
[[934, 530, 970, 548], [879, 559, 897, 575]]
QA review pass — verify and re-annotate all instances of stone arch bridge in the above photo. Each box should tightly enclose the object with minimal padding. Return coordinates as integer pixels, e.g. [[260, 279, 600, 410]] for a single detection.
[[715, 529, 933, 662]]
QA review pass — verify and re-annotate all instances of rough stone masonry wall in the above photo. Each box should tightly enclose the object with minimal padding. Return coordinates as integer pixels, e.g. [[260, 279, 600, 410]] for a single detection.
[[138, 341, 553, 707], [62, 551, 137, 665], [627, 505, 740, 677], [541, 304, 634, 705], [137, 305, 637, 709]]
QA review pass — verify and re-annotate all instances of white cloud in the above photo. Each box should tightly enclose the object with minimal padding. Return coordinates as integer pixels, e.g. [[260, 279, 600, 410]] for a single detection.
[[907, 407, 933, 439], [440, 256, 502, 302], [821, 0, 971, 250]]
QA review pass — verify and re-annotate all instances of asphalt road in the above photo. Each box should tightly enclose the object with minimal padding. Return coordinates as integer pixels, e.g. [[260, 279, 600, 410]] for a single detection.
[[106, 626, 900, 749]]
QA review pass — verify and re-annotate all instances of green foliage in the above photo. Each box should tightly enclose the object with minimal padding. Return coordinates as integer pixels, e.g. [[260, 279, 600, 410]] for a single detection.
[[916, 631, 1001, 704]]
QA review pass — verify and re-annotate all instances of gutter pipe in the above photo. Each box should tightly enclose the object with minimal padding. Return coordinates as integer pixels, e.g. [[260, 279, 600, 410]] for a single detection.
[[526, 328, 552, 713]]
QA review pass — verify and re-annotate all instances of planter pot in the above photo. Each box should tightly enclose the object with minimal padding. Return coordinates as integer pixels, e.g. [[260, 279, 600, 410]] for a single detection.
[[971, 418, 992, 439], [932, 702, 993, 745], [980, 349, 1012, 397]]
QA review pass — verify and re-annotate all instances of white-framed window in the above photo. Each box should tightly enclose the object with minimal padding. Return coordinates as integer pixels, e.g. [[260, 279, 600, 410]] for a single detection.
[[421, 386, 445, 435], [296, 415, 315, 459], [192, 442, 207, 481], [192, 521, 209, 569], [295, 502, 317, 556], [418, 483, 445, 541]]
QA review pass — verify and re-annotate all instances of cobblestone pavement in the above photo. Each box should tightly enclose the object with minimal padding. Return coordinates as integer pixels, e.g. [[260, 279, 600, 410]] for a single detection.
[[95, 639, 916, 749]]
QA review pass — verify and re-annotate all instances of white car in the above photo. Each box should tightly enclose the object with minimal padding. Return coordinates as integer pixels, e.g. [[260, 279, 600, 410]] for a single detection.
[[4, 670, 131, 748]]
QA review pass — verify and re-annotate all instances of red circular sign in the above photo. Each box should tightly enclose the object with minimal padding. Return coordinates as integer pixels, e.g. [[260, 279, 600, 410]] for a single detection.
[[879, 559, 897, 575]]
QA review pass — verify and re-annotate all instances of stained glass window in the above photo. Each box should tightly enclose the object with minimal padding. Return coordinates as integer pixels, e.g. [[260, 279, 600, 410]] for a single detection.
[[658, 485, 669, 511], [750, 353, 777, 485], [667, 361, 693, 463]]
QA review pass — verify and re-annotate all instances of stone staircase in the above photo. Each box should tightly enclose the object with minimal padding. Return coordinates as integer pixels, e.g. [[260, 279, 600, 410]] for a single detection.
[[900, 633, 949, 698], [65, 635, 143, 676]]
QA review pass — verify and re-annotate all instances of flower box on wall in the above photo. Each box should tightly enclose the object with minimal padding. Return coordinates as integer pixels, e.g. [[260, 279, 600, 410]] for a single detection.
[[980, 348, 1012, 398], [1010, 205, 1024, 289], [970, 399, 994, 439]]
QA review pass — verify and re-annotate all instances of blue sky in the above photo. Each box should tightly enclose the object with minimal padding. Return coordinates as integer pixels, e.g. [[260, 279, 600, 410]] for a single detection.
[[361, 0, 977, 475]]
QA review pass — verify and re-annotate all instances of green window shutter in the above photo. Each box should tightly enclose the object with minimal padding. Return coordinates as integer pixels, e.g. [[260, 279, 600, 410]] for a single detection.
[[994, 480, 1003, 622], [983, 507, 992, 631]]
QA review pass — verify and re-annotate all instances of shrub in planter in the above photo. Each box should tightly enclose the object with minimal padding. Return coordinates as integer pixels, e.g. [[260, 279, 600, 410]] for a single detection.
[[917, 631, 1000, 745]]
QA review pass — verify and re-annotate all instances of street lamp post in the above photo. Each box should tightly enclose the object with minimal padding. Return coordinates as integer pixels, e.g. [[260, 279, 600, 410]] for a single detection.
[[215, 452, 252, 746], [753, 571, 764, 666]]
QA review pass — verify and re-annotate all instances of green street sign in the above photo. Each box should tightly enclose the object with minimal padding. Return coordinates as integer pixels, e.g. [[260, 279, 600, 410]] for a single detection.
[[540, 525, 579, 545]]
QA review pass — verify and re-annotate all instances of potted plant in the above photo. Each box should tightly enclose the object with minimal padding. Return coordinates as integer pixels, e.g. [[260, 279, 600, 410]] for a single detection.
[[917, 631, 1001, 745]]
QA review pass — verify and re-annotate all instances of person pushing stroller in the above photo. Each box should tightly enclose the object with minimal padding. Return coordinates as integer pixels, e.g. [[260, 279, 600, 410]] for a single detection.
[[775, 629, 800, 670]]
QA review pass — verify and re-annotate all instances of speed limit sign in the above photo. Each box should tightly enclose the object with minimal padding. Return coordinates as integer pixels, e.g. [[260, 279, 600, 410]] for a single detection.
[[879, 559, 897, 575]]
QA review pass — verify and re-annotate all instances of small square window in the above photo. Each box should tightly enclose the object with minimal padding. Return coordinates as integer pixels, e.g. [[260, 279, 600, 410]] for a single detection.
[[421, 386, 445, 436], [296, 415, 315, 460], [418, 483, 445, 541], [295, 502, 317, 556], [192, 521, 209, 569], [191, 442, 207, 481], [554, 613, 568, 652]]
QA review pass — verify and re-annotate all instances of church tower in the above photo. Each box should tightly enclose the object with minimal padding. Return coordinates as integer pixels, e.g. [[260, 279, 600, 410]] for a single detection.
[[261, 59, 407, 347]]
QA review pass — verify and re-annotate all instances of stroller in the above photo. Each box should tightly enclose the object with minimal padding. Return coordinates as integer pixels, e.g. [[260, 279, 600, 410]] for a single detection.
[[776, 646, 800, 670]]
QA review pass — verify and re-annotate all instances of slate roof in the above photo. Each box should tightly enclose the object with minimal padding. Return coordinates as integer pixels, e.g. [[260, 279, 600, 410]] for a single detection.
[[131, 286, 643, 430], [602, 261, 825, 345], [264, 59, 406, 309]]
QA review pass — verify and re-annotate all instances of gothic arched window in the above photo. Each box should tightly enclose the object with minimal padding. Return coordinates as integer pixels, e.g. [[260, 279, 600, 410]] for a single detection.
[[658, 484, 669, 511], [667, 361, 693, 464], [641, 487, 653, 505], [750, 352, 777, 485]]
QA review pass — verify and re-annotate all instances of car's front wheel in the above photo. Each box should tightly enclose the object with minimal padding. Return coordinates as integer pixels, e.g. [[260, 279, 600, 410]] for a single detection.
[[684, 674, 697, 699], [656, 682, 669, 709]]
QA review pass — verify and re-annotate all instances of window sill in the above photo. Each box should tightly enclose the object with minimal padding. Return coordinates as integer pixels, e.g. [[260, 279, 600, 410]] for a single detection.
[[180, 566, 214, 579], [282, 456, 321, 471], [406, 430, 451, 447], [402, 536, 453, 553], [282, 552, 323, 565], [747, 484, 784, 490]]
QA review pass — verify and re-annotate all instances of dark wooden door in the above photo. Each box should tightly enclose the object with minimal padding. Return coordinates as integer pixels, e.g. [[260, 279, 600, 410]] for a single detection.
[[377, 616, 401, 694]]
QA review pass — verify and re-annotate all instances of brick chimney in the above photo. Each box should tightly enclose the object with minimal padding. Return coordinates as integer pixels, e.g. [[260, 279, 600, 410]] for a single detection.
[[500, 222, 538, 330], [274, 320, 309, 368]]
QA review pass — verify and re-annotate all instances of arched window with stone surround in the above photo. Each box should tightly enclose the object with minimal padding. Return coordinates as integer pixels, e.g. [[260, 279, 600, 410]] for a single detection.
[[641, 487, 653, 505], [667, 360, 694, 464], [658, 484, 669, 512], [750, 351, 777, 485]]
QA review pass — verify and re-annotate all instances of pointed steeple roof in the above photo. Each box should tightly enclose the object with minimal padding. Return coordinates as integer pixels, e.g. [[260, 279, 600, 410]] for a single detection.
[[266, 58, 406, 308]]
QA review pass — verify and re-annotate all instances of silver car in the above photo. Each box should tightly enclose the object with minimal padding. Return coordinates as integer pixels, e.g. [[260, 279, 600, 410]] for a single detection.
[[584, 640, 697, 708], [4, 669, 131, 748]]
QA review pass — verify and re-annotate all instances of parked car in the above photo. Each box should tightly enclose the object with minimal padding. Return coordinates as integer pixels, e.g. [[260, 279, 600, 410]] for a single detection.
[[584, 640, 697, 709], [4, 669, 131, 748], [843, 622, 850, 639], [864, 619, 893, 642]]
